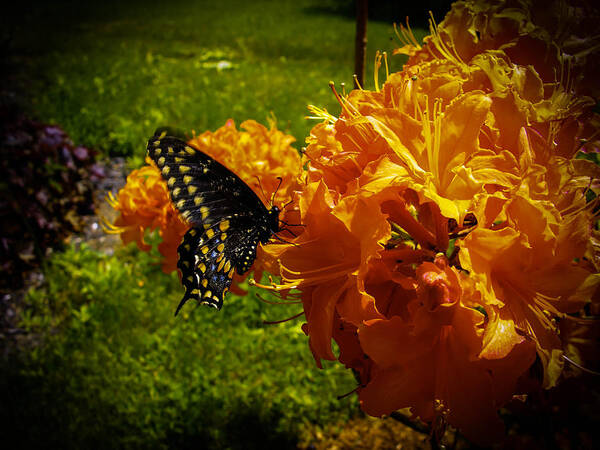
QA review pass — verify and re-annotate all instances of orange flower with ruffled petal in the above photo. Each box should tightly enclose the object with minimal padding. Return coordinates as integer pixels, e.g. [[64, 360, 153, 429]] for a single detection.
[[358, 258, 536, 445], [459, 193, 598, 387], [259, 180, 389, 365], [188, 119, 300, 207]]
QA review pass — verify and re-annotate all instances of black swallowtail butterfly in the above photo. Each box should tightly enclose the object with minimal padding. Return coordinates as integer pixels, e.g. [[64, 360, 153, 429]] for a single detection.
[[147, 131, 280, 313]]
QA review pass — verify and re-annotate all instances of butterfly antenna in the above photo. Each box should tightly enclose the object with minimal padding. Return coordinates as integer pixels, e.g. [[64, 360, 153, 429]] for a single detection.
[[254, 176, 269, 205], [271, 176, 283, 207]]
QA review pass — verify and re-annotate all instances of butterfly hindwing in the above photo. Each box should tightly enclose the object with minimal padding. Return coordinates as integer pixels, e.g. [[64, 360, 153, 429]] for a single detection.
[[147, 133, 280, 313], [176, 227, 204, 312], [175, 217, 262, 312]]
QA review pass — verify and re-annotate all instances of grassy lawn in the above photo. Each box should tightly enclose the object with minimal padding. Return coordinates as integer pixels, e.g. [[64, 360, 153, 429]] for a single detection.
[[1, 1, 437, 447], [8, 0, 427, 159]]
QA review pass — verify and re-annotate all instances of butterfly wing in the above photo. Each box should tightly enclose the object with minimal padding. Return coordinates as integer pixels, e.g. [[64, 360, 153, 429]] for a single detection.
[[147, 134, 274, 312], [147, 134, 268, 226], [175, 216, 264, 312]]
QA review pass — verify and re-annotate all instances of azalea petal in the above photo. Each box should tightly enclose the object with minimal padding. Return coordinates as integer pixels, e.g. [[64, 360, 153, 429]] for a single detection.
[[304, 277, 348, 364], [364, 114, 427, 181], [437, 93, 492, 191], [359, 316, 427, 368], [479, 306, 524, 360], [359, 363, 434, 419], [336, 280, 383, 326]]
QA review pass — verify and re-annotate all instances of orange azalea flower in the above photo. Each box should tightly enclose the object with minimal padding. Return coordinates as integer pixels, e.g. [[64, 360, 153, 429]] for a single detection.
[[258, 0, 600, 444], [106, 160, 187, 272], [259, 178, 538, 446], [395, 0, 599, 159], [260, 180, 389, 365], [459, 193, 598, 387], [108, 119, 301, 279], [399, 0, 600, 98], [358, 259, 536, 445], [188, 119, 300, 207]]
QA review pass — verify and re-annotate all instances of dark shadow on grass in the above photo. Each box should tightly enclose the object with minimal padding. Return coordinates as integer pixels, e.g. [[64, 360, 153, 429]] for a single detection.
[[166, 397, 298, 450], [303, 0, 454, 27], [1, 356, 299, 450]]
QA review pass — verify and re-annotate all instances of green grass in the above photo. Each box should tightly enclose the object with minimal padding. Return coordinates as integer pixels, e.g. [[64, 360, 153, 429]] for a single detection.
[[2, 243, 359, 448], [8, 0, 425, 159]]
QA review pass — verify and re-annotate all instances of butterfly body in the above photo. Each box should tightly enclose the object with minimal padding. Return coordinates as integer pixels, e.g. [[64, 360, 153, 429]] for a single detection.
[[147, 133, 280, 312]]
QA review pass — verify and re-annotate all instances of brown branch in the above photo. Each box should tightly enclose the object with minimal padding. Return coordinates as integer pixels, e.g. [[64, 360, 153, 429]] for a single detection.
[[354, 0, 368, 89], [389, 410, 430, 434]]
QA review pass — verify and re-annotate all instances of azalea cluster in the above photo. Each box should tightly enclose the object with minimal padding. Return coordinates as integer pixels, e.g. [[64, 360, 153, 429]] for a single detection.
[[259, 0, 600, 444], [107, 119, 301, 278]]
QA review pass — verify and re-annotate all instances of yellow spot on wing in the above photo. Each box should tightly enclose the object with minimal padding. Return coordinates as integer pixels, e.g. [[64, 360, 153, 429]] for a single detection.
[[179, 165, 191, 173], [173, 187, 181, 197], [216, 253, 224, 263], [220, 233, 227, 241], [158, 131, 167, 139], [219, 220, 230, 231], [206, 229, 215, 239], [189, 229, 196, 236], [201, 279, 208, 288], [217, 259, 225, 272], [224, 260, 231, 273], [201, 246, 209, 254], [204, 290, 212, 298], [183, 175, 193, 184], [198, 263, 206, 273], [175, 157, 184, 163], [153, 140, 160, 146], [200, 206, 209, 220], [168, 177, 176, 187], [154, 148, 162, 156], [162, 166, 170, 175], [191, 289, 199, 295], [167, 146, 174, 154], [217, 243, 225, 252], [203, 223, 211, 230], [188, 185, 198, 194], [194, 196, 203, 206], [228, 268, 235, 278], [176, 199, 186, 209], [157, 156, 165, 165], [185, 146, 196, 155]]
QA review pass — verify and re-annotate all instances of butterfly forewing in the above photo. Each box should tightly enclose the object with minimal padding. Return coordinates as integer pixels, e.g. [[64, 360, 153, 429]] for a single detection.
[[147, 135, 266, 226], [147, 133, 279, 313]]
